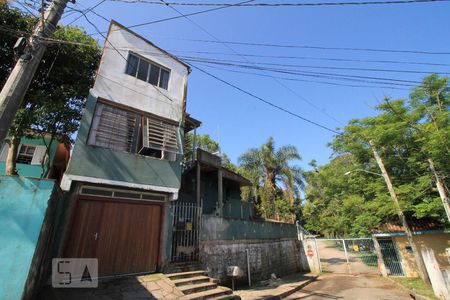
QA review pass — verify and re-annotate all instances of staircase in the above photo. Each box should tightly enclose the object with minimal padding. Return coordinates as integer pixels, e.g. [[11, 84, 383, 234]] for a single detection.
[[166, 270, 239, 300]]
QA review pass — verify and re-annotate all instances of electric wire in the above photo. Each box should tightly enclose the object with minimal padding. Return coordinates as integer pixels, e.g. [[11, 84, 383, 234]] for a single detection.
[[109, 0, 450, 7], [159, 37, 450, 55], [160, 0, 345, 125], [188, 62, 343, 135]]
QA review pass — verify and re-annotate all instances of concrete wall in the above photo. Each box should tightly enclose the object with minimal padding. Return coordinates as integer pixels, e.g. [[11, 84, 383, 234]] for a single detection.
[[92, 21, 188, 122], [0, 137, 59, 178], [200, 216, 305, 284], [0, 176, 59, 300], [394, 232, 450, 277], [62, 95, 182, 192]]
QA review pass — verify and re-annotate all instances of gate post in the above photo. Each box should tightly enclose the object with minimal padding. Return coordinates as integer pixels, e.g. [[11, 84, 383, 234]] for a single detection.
[[373, 237, 388, 277], [342, 239, 351, 274]]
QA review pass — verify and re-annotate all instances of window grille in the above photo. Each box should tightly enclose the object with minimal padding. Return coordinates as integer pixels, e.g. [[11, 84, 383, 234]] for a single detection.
[[89, 103, 139, 153], [88, 102, 180, 161]]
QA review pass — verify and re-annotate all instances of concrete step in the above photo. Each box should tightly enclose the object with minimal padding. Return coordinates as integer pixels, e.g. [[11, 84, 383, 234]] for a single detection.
[[165, 262, 203, 274], [182, 286, 233, 300], [179, 281, 218, 294], [211, 294, 240, 300], [166, 270, 207, 280], [172, 276, 211, 287]]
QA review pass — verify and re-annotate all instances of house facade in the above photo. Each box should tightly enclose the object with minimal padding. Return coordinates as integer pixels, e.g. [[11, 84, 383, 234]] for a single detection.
[[59, 21, 196, 276], [0, 135, 70, 181], [373, 220, 450, 277]]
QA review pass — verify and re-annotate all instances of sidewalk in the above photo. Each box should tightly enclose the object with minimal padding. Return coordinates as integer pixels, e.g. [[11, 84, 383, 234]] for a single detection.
[[234, 273, 318, 300]]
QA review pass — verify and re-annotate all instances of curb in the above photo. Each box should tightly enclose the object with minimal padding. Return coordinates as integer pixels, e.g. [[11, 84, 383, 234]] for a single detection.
[[263, 275, 319, 300]]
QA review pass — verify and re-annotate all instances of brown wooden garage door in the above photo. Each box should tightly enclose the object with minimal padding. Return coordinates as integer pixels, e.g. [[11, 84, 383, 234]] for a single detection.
[[64, 197, 163, 276]]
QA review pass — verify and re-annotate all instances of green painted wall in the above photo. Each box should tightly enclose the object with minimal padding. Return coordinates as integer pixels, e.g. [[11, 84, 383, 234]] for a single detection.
[[201, 215, 298, 241], [0, 176, 57, 300], [0, 137, 58, 178], [65, 95, 182, 189]]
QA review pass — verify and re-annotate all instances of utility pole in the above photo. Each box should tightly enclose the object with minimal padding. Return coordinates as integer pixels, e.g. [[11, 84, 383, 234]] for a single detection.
[[0, 0, 70, 141], [429, 159, 450, 223], [369, 140, 429, 283]]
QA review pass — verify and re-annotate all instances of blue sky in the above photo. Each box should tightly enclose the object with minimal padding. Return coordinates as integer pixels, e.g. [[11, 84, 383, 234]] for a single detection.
[[52, 0, 450, 170]]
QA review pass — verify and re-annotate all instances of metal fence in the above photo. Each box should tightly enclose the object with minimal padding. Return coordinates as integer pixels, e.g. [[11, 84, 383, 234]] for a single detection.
[[316, 238, 380, 275], [171, 202, 202, 263]]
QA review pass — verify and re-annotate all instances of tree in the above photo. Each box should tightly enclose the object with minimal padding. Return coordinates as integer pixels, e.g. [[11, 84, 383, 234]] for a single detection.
[[303, 74, 449, 237], [238, 137, 303, 220], [1, 5, 100, 176]]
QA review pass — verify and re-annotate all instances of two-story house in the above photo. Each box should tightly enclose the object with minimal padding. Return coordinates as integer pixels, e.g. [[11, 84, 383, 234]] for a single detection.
[[59, 21, 199, 277]]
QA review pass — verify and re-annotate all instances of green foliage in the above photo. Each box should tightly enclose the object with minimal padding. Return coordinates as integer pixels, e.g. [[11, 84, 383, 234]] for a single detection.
[[303, 74, 449, 237], [238, 137, 303, 220], [1, 5, 100, 176]]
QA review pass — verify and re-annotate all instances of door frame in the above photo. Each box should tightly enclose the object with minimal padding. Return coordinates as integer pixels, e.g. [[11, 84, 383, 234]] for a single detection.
[[62, 193, 166, 277]]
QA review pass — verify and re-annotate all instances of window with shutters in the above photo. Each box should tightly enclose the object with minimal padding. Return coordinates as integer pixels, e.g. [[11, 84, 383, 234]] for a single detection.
[[125, 53, 171, 90], [139, 117, 178, 161], [88, 102, 179, 161]]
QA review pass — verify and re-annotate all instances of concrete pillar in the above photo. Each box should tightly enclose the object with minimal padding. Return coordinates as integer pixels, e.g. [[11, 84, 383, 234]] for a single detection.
[[196, 161, 201, 207]]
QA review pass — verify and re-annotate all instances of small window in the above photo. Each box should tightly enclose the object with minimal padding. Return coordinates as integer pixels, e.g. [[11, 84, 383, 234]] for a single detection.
[[17, 145, 35, 164], [125, 53, 170, 90]]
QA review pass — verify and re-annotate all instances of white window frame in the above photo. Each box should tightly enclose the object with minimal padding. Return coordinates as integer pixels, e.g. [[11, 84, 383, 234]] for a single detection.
[[125, 52, 171, 90]]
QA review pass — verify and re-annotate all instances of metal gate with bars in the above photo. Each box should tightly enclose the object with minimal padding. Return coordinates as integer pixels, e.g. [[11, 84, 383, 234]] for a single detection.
[[171, 202, 202, 263], [316, 238, 380, 275]]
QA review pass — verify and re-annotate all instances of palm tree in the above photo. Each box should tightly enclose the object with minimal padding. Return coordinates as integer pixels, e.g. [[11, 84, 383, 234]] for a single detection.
[[238, 137, 303, 219]]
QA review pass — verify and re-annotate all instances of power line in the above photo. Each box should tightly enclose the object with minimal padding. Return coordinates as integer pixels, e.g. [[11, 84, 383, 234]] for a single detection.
[[162, 49, 450, 67], [109, 0, 450, 7], [158, 37, 450, 55], [160, 0, 345, 125], [66, 0, 108, 25], [86, 0, 255, 36], [189, 63, 342, 135], [195, 62, 412, 90], [1, 29, 427, 88], [182, 59, 422, 85], [178, 55, 450, 75]]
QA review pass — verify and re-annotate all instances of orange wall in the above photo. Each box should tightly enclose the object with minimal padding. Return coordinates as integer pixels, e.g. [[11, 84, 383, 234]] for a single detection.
[[394, 232, 450, 277]]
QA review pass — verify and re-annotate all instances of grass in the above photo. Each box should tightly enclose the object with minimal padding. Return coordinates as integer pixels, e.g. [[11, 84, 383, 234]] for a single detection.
[[391, 277, 437, 299]]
